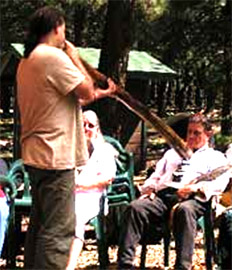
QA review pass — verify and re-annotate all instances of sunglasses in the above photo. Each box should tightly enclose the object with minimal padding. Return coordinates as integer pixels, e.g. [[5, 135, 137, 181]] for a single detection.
[[84, 122, 96, 129]]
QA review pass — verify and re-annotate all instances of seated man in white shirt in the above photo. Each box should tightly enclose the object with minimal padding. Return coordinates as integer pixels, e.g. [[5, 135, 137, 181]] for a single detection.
[[66, 110, 118, 270], [118, 113, 230, 270]]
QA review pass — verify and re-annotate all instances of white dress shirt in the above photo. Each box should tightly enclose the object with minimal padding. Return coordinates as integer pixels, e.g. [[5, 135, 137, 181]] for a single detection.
[[142, 144, 230, 202], [142, 148, 183, 193]]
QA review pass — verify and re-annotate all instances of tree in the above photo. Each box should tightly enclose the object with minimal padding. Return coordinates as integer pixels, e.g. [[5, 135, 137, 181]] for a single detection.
[[1, 0, 231, 136], [90, 0, 136, 137], [136, 0, 232, 135], [221, 0, 232, 135], [89, 0, 168, 137]]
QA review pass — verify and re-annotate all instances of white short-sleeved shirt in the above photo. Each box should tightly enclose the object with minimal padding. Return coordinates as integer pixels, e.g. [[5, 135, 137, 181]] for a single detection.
[[75, 141, 117, 239]]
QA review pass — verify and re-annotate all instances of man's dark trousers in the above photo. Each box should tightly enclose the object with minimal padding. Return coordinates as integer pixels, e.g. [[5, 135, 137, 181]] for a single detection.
[[24, 166, 75, 270]]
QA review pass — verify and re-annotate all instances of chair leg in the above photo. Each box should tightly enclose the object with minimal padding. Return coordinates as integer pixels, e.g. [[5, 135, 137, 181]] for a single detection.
[[96, 213, 110, 269], [140, 238, 170, 270], [140, 223, 171, 269], [204, 203, 216, 270], [140, 243, 147, 270], [163, 232, 171, 268], [97, 239, 109, 270], [6, 204, 17, 269]]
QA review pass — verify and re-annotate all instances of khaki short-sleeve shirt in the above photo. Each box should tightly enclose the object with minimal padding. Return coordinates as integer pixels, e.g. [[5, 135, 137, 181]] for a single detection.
[[17, 44, 88, 169]]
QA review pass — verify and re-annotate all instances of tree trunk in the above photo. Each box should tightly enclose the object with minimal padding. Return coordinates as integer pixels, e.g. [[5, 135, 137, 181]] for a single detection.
[[93, 0, 135, 138], [221, 0, 232, 136], [73, 4, 87, 46]]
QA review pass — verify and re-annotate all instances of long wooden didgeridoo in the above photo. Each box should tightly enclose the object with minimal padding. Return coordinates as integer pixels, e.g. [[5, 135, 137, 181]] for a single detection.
[[169, 164, 232, 189], [79, 57, 192, 160], [167, 163, 232, 204], [189, 164, 232, 185]]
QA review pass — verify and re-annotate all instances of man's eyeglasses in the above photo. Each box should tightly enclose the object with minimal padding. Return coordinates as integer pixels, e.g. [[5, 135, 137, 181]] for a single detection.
[[187, 129, 204, 137], [84, 122, 96, 129]]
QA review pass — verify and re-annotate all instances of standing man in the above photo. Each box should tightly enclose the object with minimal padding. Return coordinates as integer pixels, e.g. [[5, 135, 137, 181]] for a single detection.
[[16, 6, 116, 270], [118, 113, 230, 270]]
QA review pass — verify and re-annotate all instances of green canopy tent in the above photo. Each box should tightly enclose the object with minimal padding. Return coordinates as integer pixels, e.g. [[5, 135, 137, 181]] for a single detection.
[[8, 43, 176, 79], [1, 43, 177, 171]]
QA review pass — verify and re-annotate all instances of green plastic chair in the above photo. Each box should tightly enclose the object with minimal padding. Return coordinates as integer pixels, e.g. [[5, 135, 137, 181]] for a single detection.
[[91, 136, 135, 269], [104, 135, 135, 205], [0, 159, 25, 202], [140, 199, 216, 270], [0, 175, 17, 202], [3, 159, 32, 268]]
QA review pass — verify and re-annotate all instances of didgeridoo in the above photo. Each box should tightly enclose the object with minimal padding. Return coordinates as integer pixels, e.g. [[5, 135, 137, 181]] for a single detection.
[[73, 53, 192, 160]]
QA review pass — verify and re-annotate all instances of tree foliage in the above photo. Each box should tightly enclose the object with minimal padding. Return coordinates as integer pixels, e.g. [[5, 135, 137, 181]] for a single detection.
[[1, 0, 231, 135], [130, 0, 231, 134]]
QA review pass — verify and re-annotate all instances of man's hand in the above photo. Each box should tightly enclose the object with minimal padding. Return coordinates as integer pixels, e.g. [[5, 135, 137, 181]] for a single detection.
[[177, 185, 194, 199], [76, 177, 113, 191], [137, 183, 156, 200], [140, 185, 154, 196], [95, 78, 117, 100], [64, 40, 78, 57]]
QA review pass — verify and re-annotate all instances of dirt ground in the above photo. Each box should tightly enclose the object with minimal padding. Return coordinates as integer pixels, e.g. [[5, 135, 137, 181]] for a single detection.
[[76, 231, 211, 270], [0, 230, 214, 270]]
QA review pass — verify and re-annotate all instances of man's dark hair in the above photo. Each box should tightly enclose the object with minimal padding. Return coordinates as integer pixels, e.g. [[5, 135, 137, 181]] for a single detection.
[[24, 6, 65, 58], [189, 112, 213, 132]]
